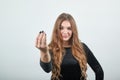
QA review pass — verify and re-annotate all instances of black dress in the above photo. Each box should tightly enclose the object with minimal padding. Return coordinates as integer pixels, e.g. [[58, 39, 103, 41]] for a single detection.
[[40, 43, 104, 80]]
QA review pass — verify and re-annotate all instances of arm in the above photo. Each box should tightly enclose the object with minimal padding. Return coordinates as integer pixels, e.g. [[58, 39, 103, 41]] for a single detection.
[[40, 50, 52, 73], [35, 31, 52, 73], [40, 58, 52, 73], [82, 43, 104, 80]]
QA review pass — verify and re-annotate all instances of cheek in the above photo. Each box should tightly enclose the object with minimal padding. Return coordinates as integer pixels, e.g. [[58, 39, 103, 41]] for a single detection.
[[60, 30, 72, 36], [68, 31, 72, 36]]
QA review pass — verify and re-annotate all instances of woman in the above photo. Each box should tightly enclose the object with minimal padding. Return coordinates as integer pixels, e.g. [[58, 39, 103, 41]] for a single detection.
[[35, 13, 104, 80]]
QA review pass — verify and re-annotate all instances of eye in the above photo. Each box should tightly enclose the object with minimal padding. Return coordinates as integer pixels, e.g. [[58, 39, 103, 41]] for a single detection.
[[59, 26, 64, 30], [67, 27, 72, 30]]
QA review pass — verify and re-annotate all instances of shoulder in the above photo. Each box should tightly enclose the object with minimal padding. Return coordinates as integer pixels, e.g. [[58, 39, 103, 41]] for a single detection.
[[81, 42, 88, 48], [81, 42, 91, 54]]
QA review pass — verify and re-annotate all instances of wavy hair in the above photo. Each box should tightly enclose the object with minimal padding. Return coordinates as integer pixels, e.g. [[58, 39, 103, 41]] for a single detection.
[[48, 13, 87, 80]]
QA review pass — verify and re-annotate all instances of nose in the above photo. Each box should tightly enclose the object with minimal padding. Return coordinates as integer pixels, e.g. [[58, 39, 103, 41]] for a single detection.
[[62, 29, 68, 34]]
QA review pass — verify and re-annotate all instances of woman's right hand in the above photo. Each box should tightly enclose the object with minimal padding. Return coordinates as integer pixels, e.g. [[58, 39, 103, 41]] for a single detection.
[[35, 31, 47, 53], [35, 31, 51, 62]]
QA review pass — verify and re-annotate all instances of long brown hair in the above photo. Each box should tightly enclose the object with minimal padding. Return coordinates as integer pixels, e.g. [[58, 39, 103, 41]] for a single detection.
[[48, 13, 87, 80]]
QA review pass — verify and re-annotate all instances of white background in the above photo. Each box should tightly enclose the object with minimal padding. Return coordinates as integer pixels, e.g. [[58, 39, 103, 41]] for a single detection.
[[0, 0, 120, 80]]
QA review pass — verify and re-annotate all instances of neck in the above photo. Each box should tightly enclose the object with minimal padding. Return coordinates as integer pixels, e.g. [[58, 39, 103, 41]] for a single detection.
[[63, 41, 71, 48]]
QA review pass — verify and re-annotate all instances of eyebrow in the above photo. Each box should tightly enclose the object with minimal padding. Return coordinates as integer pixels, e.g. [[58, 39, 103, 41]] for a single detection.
[[60, 25, 71, 27]]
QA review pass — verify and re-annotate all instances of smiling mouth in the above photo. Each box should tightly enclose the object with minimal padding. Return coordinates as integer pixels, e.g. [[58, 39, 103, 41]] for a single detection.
[[62, 36, 68, 38]]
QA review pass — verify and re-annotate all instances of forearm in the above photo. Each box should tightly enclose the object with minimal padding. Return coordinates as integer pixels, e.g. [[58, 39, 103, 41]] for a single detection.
[[40, 50, 51, 63], [95, 65, 104, 80], [40, 51, 52, 73]]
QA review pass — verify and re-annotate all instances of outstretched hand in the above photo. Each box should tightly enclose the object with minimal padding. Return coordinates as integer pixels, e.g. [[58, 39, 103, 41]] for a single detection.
[[35, 31, 47, 53]]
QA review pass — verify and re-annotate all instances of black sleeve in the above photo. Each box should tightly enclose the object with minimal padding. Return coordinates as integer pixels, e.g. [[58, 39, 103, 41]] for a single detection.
[[40, 59, 52, 73], [82, 43, 104, 80]]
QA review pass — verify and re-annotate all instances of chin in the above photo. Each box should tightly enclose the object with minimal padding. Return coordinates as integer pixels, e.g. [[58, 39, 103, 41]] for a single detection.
[[63, 39, 70, 42]]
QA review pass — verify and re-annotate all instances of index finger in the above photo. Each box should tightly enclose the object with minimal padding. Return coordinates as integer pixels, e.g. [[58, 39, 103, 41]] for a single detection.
[[35, 33, 41, 47]]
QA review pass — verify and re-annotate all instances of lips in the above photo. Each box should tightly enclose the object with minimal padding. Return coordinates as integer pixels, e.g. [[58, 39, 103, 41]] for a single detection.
[[62, 35, 68, 38]]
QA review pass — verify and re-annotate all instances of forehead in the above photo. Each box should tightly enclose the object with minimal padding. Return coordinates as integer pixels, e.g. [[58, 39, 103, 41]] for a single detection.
[[61, 20, 71, 26]]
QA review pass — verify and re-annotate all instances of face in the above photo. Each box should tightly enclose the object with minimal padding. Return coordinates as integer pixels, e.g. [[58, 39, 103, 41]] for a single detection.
[[60, 20, 72, 42]]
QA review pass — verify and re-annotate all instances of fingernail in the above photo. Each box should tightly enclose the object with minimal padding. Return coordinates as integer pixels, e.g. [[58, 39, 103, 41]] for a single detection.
[[41, 31, 44, 33], [39, 31, 42, 34]]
